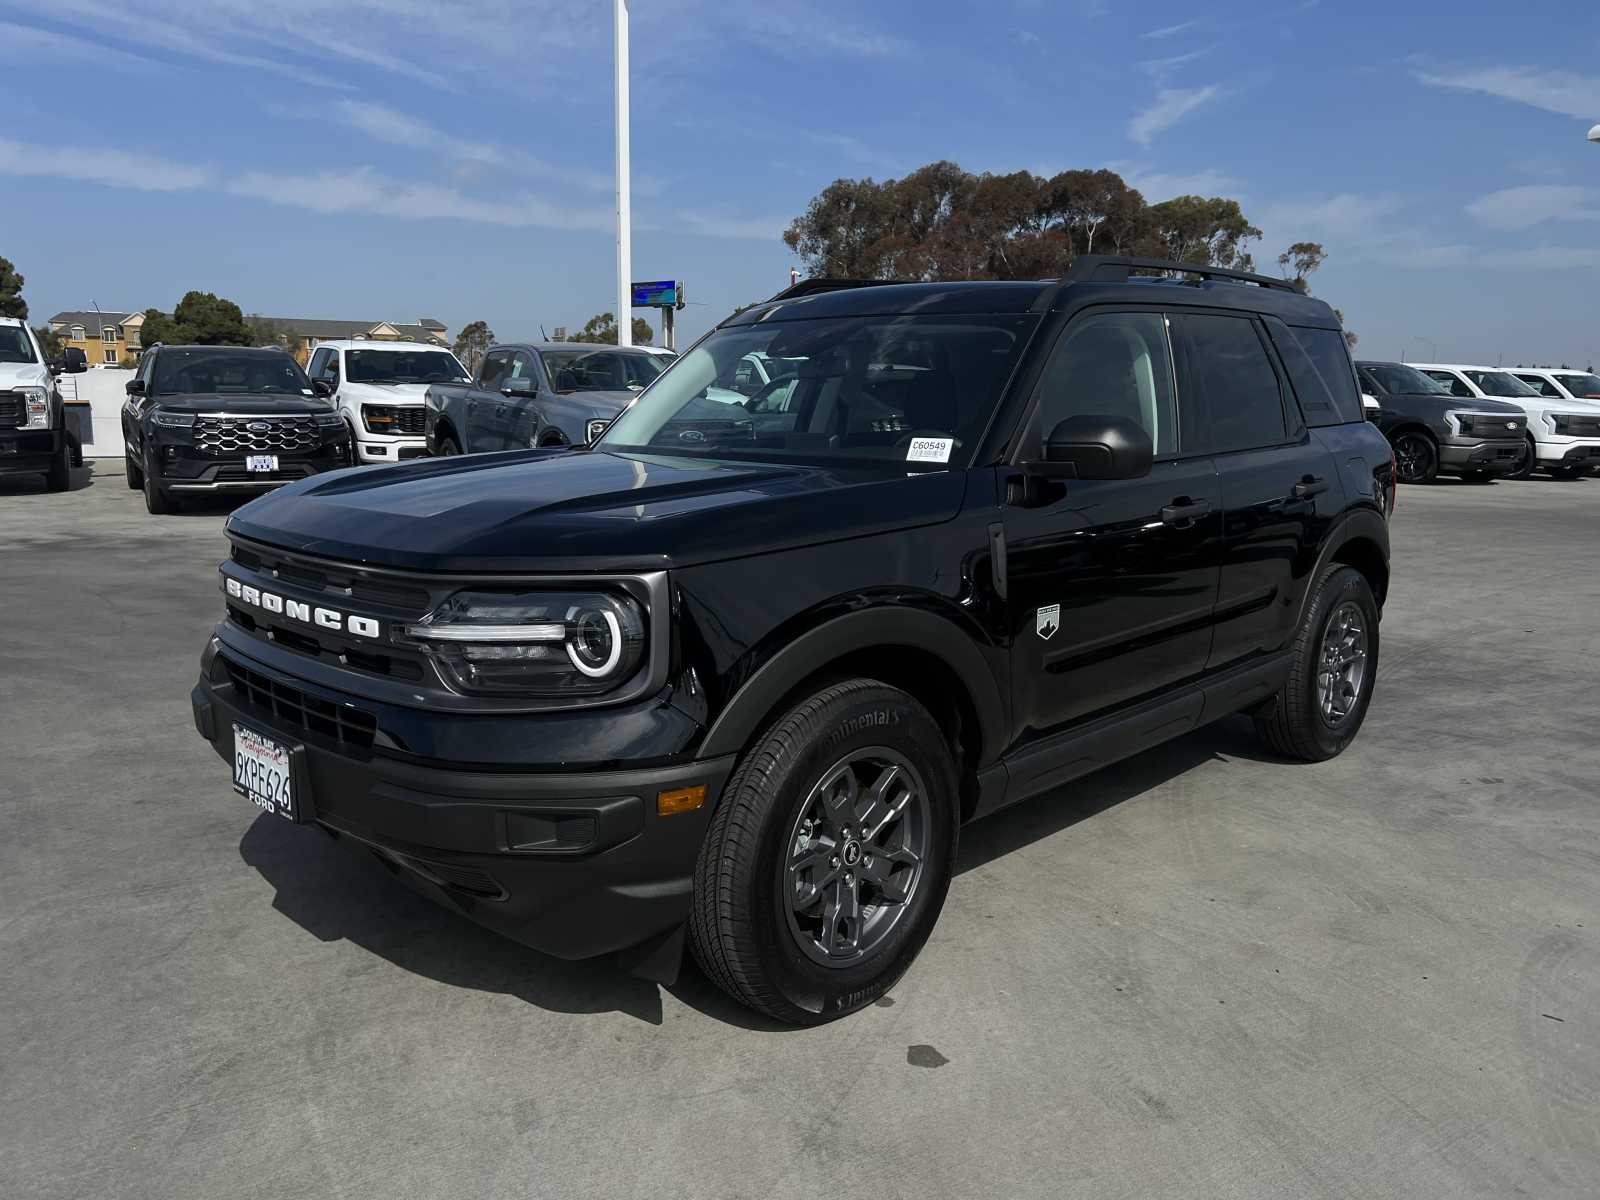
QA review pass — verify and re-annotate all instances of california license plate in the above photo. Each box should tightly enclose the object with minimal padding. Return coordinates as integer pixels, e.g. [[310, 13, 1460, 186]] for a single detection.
[[232, 723, 295, 820], [246, 454, 279, 473]]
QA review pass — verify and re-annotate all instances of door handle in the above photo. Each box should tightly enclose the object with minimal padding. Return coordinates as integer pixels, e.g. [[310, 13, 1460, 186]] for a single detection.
[[1160, 498, 1211, 525], [1291, 475, 1330, 499]]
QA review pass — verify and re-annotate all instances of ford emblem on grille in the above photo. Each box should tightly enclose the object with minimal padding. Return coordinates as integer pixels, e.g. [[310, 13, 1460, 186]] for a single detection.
[[679, 429, 706, 442], [1506, 422, 1516, 430], [247, 421, 271, 433]]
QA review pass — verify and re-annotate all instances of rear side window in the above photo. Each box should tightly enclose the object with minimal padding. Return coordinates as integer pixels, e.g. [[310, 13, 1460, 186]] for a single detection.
[[1173, 313, 1287, 454], [1266, 320, 1363, 426], [1512, 373, 1563, 397]]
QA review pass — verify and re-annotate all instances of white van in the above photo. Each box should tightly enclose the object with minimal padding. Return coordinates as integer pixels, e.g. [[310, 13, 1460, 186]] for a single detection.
[[306, 340, 471, 464], [1406, 362, 1600, 480]]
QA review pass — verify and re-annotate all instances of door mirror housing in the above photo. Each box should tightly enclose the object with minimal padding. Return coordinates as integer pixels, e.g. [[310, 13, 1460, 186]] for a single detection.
[[311, 379, 333, 397], [1024, 415, 1154, 481], [124, 378, 145, 396], [61, 347, 89, 374], [502, 376, 537, 399]]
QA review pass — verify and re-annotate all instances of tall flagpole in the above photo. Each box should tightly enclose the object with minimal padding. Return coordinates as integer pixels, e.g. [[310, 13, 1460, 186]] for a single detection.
[[614, 0, 632, 348]]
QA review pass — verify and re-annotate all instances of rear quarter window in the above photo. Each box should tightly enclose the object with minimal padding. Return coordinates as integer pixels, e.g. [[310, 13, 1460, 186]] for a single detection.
[[1266, 319, 1363, 426]]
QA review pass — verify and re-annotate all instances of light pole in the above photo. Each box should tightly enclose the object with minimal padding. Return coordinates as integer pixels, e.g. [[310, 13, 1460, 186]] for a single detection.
[[614, 0, 632, 348], [1411, 335, 1438, 362]]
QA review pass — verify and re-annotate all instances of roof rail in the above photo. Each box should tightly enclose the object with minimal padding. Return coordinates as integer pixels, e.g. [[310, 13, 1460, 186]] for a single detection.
[[1065, 255, 1303, 294], [766, 277, 913, 302]]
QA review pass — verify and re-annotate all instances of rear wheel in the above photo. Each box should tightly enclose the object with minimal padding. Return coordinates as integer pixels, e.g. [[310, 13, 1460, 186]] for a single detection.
[[1253, 565, 1379, 762], [1392, 432, 1437, 484], [689, 679, 959, 1025], [124, 445, 143, 489]]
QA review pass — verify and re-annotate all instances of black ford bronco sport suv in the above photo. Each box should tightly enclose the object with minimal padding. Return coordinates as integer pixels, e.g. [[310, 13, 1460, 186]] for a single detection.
[[190, 257, 1394, 1024]]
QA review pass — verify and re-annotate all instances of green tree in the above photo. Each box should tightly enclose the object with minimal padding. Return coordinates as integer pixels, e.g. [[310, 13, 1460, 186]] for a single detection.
[[570, 312, 653, 345], [141, 290, 255, 347], [782, 162, 1270, 282], [0, 256, 27, 319], [453, 320, 495, 373], [1277, 241, 1327, 290], [33, 325, 64, 357]]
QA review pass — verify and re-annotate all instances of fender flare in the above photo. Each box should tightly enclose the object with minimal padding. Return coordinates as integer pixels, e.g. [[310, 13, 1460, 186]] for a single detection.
[[1296, 507, 1390, 628], [698, 606, 1007, 764]]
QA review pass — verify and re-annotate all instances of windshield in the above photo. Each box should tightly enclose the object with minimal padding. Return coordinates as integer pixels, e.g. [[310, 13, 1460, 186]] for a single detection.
[[1465, 370, 1537, 397], [0, 325, 37, 364], [153, 349, 313, 396], [1556, 373, 1600, 398], [346, 348, 469, 385], [598, 314, 1036, 468], [540, 350, 663, 393], [1363, 364, 1446, 395]]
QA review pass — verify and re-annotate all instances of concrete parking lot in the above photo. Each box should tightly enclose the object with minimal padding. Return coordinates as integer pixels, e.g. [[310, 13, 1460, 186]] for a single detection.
[[2, 461, 1596, 1199]]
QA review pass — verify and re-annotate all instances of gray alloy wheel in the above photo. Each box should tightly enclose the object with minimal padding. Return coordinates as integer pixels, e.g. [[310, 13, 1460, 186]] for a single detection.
[[782, 748, 931, 968], [1392, 432, 1437, 484], [1316, 600, 1369, 729]]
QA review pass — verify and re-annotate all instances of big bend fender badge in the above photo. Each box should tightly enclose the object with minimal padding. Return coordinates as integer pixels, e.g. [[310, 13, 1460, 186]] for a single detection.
[[1035, 604, 1060, 641]]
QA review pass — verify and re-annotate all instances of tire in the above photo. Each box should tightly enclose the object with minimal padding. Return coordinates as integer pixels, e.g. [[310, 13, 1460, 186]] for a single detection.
[[689, 679, 959, 1025], [436, 435, 461, 456], [538, 433, 567, 448], [142, 455, 175, 514], [1391, 431, 1438, 484], [1548, 462, 1583, 481], [1253, 565, 1380, 763], [44, 438, 71, 492], [1459, 470, 1494, 484], [1505, 437, 1536, 481]]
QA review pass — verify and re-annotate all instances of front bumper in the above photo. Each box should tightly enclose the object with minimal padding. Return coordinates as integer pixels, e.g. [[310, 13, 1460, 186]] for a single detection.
[[150, 441, 350, 491], [0, 428, 63, 476], [1438, 438, 1524, 473], [354, 432, 430, 464], [1533, 436, 1600, 464], [191, 639, 733, 961]]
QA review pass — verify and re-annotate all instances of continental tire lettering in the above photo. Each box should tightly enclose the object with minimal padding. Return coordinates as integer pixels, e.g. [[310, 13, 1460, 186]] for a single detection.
[[831, 708, 903, 744]]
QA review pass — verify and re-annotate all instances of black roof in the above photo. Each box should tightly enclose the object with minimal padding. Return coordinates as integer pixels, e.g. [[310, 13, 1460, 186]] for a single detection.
[[730, 257, 1340, 329]]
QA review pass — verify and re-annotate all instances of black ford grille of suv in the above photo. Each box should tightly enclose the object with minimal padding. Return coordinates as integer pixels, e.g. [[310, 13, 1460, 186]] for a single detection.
[[0, 394, 24, 429], [221, 656, 378, 749], [1456, 413, 1526, 439], [195, 415, 320, 455], [362, 405, 427, 435], [1552, 413, 1600, 438]]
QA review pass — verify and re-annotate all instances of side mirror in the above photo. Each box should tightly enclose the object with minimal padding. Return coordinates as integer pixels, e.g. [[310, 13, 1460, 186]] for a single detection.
[[502, 376, 537, 399], [311, 379, 333, 397], [1025, 415, 1153, 481], [62, 347, 89, 374], [125, 378, 146, 396]]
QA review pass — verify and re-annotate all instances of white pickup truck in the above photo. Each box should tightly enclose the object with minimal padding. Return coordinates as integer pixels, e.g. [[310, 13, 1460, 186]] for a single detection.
[[0, 318, 85, 491]]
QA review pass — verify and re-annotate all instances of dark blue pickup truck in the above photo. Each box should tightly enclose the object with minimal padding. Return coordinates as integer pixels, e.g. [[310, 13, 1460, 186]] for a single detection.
[[424, 341, 664, 455]]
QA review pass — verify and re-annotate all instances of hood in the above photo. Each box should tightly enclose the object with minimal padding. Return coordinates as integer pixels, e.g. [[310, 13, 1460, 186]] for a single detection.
[[151, 393, 337, 416], [0, 362, 49, 389], [339, 380, 436, 402], [226, 449, 965, 573], [1391, 393, 1524, 412], [553, 388, 638, 417]]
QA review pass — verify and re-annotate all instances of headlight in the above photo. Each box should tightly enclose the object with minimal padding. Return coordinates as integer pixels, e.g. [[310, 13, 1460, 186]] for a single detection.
[[586, 418, 611, 444], [403, 590, 646, 697], [16, 386, 49, 430], [1550, 414, 1573, 434], [362, 405, 395, 433], [314, 411, 344, 428], [151, 408, 196, 428]]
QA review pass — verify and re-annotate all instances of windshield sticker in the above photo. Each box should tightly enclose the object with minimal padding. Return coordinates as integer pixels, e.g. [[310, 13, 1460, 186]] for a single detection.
[[905, 437, 953, 464]]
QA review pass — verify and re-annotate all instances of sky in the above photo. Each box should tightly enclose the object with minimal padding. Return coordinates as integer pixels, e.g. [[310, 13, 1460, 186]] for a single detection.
[[3, 0, 1599, 366]]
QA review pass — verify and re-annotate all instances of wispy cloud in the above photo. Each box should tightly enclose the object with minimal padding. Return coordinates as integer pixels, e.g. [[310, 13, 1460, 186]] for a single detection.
[[1141, 49, 1211, 81], [1415, 65, 1600, 121], [1128, 85, 1221, 146], [0, 21, 157, 72], [1143, 18, 1204, 39], [1467, 185, 1600, 231], [0, 137, 210, 191]]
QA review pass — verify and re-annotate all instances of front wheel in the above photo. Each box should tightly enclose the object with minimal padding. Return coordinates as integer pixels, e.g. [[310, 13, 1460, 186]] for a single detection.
[[1392, 432, 1438, 484], [1253, 565, 1380, 762], [689, 679, 959, 1025], [1548, 462, 1584, 481], [436, 435, 461, 456], [1505, 437, 1536, 481]]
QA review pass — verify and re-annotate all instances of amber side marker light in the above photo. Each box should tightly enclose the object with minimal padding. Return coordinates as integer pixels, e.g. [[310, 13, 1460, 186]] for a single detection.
[[657, 785, 707, 816]]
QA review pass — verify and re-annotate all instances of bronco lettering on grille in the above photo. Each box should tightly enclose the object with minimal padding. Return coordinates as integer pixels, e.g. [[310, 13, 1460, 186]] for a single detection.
[[224, 575, 382, 639]]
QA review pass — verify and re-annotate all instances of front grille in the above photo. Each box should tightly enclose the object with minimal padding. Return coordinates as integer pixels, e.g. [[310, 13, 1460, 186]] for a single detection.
[[1456, 413, 1526, 439], [221, 656, 377, 749], [1552, 413, 1600, 438], [227, 604, 424, 681], [0, 394, 23, 429], [195, 415, 321, 455], [230, 543, 432, 611], [362, 405, 427, 435]]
